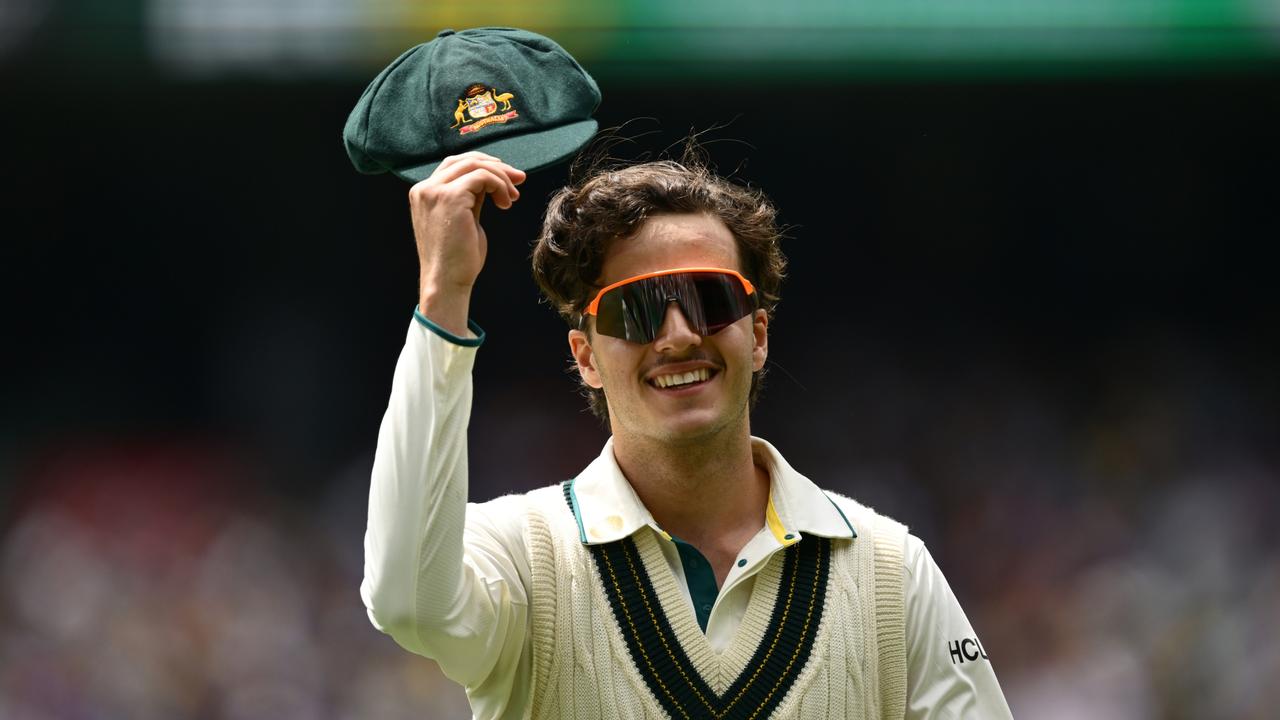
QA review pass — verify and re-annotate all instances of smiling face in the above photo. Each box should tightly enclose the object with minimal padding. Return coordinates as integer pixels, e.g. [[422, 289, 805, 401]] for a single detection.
[[569, 212, 769, 445]]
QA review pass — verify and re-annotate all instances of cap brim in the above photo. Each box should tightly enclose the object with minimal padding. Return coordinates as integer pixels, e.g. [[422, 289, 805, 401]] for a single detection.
[[392, 119, 598, 183]]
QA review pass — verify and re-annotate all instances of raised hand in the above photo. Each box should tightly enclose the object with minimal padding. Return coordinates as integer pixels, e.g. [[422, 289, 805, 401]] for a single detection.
[[408, 152, 526, 336]]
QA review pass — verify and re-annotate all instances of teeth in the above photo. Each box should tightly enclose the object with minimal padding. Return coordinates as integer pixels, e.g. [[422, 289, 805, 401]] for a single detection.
[[653, 367, 710, 388]]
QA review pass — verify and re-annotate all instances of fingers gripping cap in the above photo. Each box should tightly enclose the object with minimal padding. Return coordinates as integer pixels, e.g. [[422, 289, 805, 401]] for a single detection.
[[343, 27, 602, 182]]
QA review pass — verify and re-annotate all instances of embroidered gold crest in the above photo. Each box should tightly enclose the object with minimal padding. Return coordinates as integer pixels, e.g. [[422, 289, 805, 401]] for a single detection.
[[450, 83, 518, 135]]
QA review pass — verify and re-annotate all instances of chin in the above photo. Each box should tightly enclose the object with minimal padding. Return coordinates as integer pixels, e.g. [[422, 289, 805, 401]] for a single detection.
[[652, 406, 744, 445]]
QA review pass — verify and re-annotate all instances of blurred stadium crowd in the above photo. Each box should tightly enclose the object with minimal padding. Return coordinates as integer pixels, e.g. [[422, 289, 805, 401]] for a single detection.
[[2, 329, 1275, 719], [4, 2, 1278, 718]]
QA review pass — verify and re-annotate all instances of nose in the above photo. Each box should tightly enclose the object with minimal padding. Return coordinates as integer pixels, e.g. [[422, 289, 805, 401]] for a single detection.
[[652, 301, 701, 352]]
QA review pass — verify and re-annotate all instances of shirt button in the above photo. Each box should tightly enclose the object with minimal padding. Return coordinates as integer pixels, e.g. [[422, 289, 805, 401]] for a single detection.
[[737, 558, 747, 567], [701, 603, 712, 613]]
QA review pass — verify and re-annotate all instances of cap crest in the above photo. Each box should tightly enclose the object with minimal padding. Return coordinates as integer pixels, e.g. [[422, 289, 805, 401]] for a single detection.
[[453, 84, 519, 135], [343, 27, 601, 182]]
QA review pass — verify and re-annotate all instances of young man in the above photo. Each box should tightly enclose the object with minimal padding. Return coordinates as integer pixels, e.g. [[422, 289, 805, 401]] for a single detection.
[[362, 150, 1014, 719]]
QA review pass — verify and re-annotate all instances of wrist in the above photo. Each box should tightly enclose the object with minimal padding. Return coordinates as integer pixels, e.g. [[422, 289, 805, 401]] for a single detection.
[[418, 283, 472, 338], [419, 269, 474, 298]]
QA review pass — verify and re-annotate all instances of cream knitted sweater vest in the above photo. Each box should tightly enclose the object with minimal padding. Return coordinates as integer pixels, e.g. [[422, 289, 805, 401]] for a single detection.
[[522, 483, 908, 720]]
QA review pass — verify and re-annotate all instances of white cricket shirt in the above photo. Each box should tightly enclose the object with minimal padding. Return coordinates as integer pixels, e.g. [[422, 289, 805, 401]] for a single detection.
[[362, 314, 1014, 719]]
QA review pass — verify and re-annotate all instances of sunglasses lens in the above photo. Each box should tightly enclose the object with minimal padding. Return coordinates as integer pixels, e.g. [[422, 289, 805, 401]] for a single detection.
[[691, 274, 751, 334], [593, 272, 755, 342], [594, 281, 663, 343]]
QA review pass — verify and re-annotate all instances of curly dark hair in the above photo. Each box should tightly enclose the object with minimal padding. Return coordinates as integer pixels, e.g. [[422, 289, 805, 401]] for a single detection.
[[531, 144, 788, 422]]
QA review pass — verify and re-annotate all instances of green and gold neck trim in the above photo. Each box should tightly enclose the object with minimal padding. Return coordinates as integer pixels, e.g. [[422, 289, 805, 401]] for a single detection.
[[562, 481, 832, 719]]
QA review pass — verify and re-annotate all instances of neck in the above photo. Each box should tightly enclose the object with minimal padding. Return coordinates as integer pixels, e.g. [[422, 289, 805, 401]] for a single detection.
[[610, 424, 769, 556]]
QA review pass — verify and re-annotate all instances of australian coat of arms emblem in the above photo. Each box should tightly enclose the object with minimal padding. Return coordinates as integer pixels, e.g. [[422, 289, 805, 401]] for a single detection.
[[451, 83, 518, 135]]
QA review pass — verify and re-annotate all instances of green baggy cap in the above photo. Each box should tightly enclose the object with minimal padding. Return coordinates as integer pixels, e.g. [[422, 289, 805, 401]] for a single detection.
[[344, 27, 601, 182]]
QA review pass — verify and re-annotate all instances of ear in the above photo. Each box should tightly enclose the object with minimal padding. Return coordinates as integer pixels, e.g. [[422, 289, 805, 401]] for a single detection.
[[751, 309, 769, 372], [568, 329, 604, 389]]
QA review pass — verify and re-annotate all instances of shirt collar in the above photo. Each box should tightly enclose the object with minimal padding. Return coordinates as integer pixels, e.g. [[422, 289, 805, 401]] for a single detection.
[[567, 436, 856, 546]]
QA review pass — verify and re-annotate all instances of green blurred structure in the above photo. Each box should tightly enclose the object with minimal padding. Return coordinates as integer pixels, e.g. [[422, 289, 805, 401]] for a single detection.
[[7, 0, 1278, 80]]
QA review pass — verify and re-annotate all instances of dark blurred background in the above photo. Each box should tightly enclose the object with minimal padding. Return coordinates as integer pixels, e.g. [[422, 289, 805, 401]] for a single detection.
[[3, 1, 1279, 718]]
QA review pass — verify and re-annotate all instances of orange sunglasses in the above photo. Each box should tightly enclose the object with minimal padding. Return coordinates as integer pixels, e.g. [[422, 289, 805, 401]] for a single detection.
[[581, 267, 757, 343]]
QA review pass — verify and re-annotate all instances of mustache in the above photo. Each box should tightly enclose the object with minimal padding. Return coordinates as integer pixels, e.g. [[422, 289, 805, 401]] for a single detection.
[[644, 351, 723, 374]]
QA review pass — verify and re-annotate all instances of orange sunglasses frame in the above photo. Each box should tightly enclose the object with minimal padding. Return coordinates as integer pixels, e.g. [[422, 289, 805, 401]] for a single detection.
[[583, 267, 757, 318]]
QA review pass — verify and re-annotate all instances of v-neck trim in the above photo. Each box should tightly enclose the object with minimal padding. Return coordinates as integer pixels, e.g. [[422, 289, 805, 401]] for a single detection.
[[567, 475, 833, 720], [633, 529, 793, 693]]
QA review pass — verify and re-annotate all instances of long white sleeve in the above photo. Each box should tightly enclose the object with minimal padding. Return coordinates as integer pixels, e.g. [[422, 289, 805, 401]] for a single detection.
[[904, 538, 1014, 719], [361, 317, 530, 709]]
